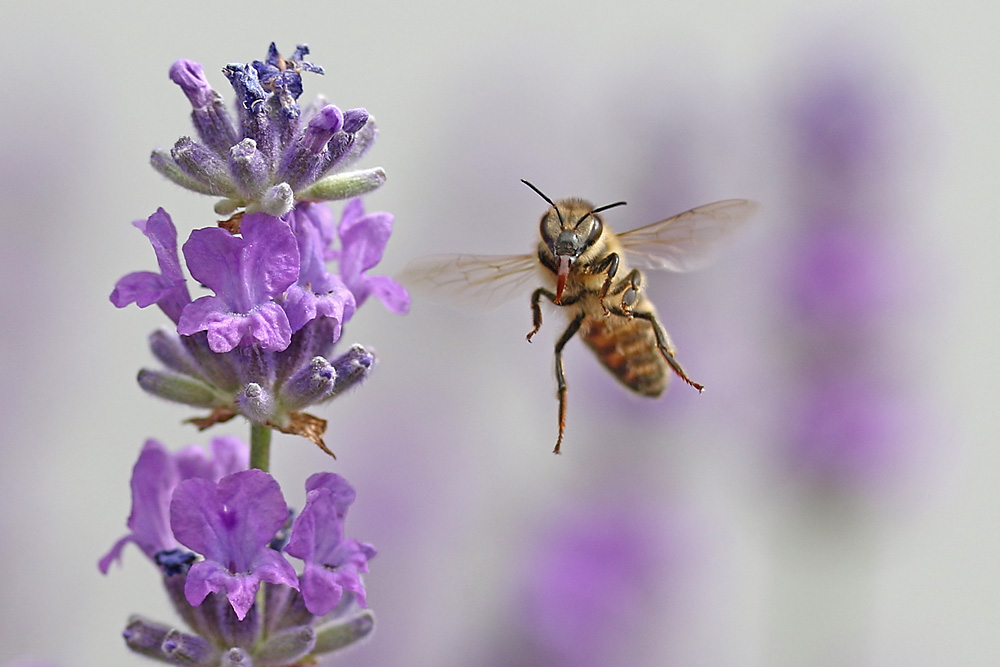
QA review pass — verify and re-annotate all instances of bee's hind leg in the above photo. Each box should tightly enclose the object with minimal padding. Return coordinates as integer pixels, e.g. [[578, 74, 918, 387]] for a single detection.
[[552, 312, 585, 454], [630, 310, 705, 392]]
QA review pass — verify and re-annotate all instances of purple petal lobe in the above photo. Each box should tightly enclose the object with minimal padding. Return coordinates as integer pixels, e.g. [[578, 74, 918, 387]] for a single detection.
[[171, 470, 298, 620], [110, 209, 191, 323], [285, 473, 374, 615], [178, 214, 299, 352], [334, 199, 410, 312], [99, 437, 249, 574], [169, 59, 214, 109]]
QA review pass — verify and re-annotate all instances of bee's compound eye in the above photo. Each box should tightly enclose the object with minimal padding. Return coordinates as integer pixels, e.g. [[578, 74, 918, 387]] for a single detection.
[[586, 217, 603, 245]]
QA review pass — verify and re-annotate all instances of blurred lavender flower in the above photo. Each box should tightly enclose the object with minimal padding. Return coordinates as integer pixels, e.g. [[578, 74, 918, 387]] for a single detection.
[[103, 438, 375, 664], [781, 66, 915, 490], [512, 500, 677, 666]]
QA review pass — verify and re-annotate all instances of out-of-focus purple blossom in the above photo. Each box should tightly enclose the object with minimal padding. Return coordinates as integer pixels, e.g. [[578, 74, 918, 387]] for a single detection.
[[329, 197, 410, 313], [177, 213, 299, 353], [787, 216, 901, 327], [788, 374, 910, 486], [109, 208, 191, 324], [152, 43, 385, 219], [99, 436, 248, 574], [780, 64, 918, 489], [171, 469, 299, 620], [285, 473, 376, 615], [516, 501, 675, 666]]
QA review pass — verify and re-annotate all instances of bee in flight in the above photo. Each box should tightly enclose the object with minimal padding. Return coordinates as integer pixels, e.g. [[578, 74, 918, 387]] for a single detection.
[[401, 180, 757, 453]]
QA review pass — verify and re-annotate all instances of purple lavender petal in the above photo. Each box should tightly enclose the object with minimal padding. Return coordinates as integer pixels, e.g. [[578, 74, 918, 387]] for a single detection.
[[173, 435, 250, 480], [99, 439, 179, 572], [100, 437, 250, 574], [178, 214, 299, 352], [280, 203, 357, 332], [362, 275, 411, 315], [110, 209, 191, 324], [334, 199, 410, 312], [171, 470, 298, 620], [338, 199, 391, 274], [223, 63, 267, 115], [341, 108, 369, 134], [285, 473, 375, 615], [169, 59, 214, 109]]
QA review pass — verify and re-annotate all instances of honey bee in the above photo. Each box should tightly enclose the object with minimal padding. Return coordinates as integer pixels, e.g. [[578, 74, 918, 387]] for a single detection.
[[401, 180, 757, 453]]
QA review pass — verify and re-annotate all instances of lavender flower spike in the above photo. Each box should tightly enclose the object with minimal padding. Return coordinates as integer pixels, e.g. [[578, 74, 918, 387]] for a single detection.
[[171, 469, 299, 620]]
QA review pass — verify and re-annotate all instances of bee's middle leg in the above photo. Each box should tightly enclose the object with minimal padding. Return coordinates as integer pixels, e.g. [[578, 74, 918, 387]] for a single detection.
[[552, 312, 585, 454], [606, 269, 643, 316]]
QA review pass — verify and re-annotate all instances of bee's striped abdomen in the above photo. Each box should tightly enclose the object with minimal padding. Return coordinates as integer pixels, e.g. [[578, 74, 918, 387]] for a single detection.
[[580, 298, 669, 397]]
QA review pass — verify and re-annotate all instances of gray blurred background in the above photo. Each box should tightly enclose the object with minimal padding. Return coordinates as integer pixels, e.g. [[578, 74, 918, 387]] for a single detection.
[[1, 0, 997, 665]]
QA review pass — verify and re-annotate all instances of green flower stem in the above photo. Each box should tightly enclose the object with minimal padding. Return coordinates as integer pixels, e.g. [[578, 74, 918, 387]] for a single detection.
[[250, 423, 272, 472]]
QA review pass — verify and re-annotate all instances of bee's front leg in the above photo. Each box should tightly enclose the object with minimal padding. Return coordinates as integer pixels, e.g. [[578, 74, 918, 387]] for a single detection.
[[593, 253, 620, 316], [527, 287, 557, 342], [552, 312, 585, 454]]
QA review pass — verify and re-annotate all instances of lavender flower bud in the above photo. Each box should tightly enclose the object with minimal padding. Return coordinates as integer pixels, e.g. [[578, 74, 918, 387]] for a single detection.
[[162, 629, 220, 666], [303, 105, 344, 152], [329, 344, 375, 396], [137, 369, 220, 408], [279, 356, 337, 409], [275, 105, 344, 192], [123, 616, 170, 659], [259, 182, 294, 217], [341, 108, 369, 133], [151, 148, 221, 196], [313, 611, 375, 655], [149, 329, 203, 379], [237, 382, 274, 422], [170, 138, 238, 197], [220, 648, 252, 666], [223, 63, 267, 115], [169, 59, 214, 108], [298, 167, 386, 202], [229, 138, 270, 199], [255, 626, 316, 664]]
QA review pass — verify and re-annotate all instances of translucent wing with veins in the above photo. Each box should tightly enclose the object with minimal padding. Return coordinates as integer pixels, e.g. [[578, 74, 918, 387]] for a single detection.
[[618, 198, 758, 272], [398, 253, 540, 308]]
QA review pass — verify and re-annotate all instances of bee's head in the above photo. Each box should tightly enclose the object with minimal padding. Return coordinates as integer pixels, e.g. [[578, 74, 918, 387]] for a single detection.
[[522, 179, 626, 301]]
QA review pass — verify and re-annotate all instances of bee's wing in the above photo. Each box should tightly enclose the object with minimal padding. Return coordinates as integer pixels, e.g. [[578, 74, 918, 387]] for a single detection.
[[618, 199, 758, 272], [397, 253, 540, 308]]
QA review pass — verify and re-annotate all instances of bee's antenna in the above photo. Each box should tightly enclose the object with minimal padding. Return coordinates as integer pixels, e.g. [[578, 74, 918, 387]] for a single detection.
[[576, 199, 627, 227], [592, 200, 627, 214], [521, 179, 564, 226]]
